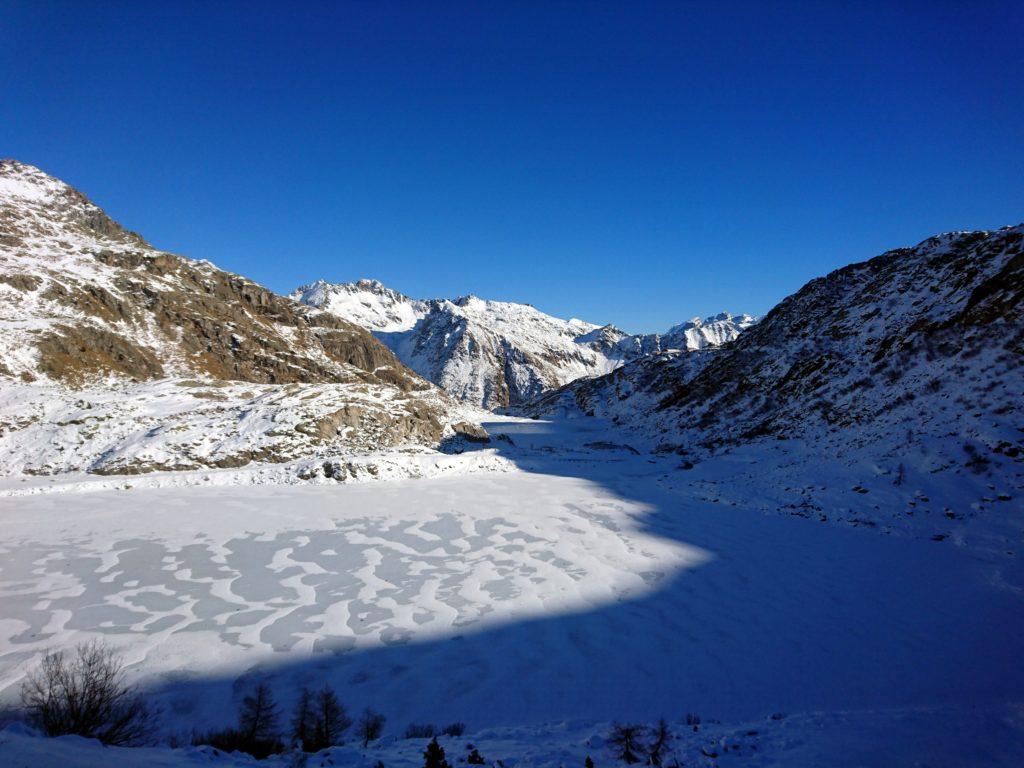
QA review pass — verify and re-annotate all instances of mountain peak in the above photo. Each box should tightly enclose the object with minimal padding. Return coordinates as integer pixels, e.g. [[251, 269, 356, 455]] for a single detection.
[[297, 278, 755, 408], [0, 159, 70, 203], [0, 159, 147, 249], [354, 278, 390, 292]]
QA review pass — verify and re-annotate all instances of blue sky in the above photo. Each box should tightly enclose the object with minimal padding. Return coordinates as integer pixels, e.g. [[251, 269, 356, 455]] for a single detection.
[[2, 2, 1022, 332]]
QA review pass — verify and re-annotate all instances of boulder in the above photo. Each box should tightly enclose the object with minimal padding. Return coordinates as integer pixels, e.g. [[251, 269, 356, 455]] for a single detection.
[[451, 421, 490, 443]]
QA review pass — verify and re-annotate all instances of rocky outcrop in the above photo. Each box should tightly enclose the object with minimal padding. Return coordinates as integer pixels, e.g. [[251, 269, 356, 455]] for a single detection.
[[452, 421, 490, 443], [36, 324, 166, 385], [0, 160, 147, 249]]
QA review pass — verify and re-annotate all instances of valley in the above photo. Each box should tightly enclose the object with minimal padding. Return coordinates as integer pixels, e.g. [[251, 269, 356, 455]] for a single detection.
[[0, 160, 1021, 766]]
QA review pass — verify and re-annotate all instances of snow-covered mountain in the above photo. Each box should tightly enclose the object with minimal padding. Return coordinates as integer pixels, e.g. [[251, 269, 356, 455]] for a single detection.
[[0, 160, 464, 475], [513, 226, 1024, 548], [294, 278, 754, 408]]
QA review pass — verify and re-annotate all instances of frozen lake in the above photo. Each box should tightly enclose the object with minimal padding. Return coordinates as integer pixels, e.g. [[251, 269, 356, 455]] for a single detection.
[[1, 419, 1021, 737]]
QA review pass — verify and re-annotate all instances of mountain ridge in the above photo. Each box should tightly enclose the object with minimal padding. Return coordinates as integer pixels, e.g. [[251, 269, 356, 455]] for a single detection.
[[522, 224, 1024, 461], [0, 160, 461, 475], [293, 277, 755, 408]]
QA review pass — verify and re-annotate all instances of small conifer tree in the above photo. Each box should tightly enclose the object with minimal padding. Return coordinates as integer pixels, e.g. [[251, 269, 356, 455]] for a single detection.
[[646, 719, 672, 766], [423, 736, 451, 768], [608, 723, 646, 764]]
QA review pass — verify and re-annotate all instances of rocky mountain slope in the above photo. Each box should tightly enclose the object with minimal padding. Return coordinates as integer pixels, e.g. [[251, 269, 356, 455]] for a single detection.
[[294, 278, 754, 408], [524, 225, 1019, 481], [521, 227, 1024, 538], [0, 160, 462, 475]]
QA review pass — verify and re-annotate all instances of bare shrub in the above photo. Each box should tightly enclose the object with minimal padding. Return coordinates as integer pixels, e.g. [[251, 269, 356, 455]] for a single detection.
[[357, 707, 386, 747], [440, 721, 465, 737], [20, 641, 158, 746], [893, 462, 905, 486], [405, 723, 437, 739]]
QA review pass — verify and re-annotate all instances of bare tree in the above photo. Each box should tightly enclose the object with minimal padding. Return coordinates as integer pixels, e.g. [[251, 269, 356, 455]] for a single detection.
[[20, 641, 158, 746], [357, 707, 386, 747], [608, 723, 647, 765]]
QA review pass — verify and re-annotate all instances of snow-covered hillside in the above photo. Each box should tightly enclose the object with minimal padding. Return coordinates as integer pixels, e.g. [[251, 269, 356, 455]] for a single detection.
[[7, 704, 1024, 768], [520, 227, 1024, 541], [294, 278, 753, 408], [0, 161, 470, 474]]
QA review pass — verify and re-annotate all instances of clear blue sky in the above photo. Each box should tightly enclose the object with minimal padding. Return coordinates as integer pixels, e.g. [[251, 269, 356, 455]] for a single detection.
[[2, 2, 1022, 332]]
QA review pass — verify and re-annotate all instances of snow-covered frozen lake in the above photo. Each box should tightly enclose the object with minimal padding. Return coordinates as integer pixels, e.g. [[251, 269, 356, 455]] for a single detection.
[[1, 418, 1022, 739]]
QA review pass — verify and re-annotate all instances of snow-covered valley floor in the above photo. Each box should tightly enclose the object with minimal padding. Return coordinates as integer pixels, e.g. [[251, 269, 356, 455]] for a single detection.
[[1, 417, 1022, 765]]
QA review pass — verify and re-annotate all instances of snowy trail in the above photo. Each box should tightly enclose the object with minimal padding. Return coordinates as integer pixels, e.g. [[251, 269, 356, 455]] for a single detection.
[[0, 418, 1021, 739]]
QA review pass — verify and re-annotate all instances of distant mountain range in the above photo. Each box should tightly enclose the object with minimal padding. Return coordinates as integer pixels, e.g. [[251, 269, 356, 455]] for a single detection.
[[293, 278, 755, 408]]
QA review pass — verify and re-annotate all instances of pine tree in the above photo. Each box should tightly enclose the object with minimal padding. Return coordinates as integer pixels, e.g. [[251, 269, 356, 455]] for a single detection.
[[291, 688, 314, 751], [646, 719, 672, 766], [239, 683, 280, 745], [313, 686, 351, 750], [608, 723, 646, 765], [467, 747, 486, 765], [585, 757, 595, 768], [423, 736, 451, 768]]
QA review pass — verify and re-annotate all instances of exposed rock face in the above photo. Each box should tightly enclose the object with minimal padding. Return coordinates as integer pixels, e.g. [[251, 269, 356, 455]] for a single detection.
[[293, 278, 755, 408], [522, 226, 1024, 466], [36, 323, 167, 385], [0, 160, 147, 249], [0, 160, 460, 473]]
